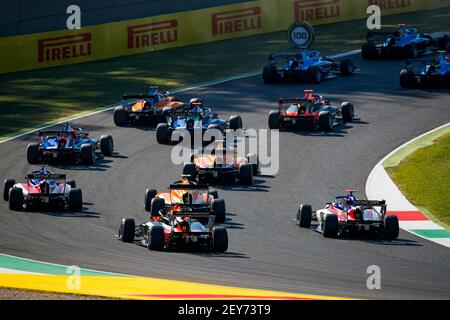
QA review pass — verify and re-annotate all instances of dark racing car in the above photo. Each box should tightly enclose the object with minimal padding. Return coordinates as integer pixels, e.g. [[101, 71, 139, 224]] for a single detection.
[[295, 190, 399, 239], [262, 49, 356, 84], [362, 25, 450, 60], [267, 90, 355, 131], [26, 123, 114, 165], [118, 182, 228, 252], [400, 51, 450, 88], [156, 98, 243, 144]]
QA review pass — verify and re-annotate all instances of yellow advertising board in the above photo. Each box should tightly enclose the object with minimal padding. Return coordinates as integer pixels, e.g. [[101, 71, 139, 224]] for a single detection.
[[0, 0, 448, 74]]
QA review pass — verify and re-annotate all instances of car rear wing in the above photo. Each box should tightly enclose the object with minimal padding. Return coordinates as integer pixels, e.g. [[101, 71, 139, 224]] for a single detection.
[[27, 173, 66, 180], [343, 199, 386, 207], [122, 94, 155, 101], [38, 130, 77, 137], [367, 30, 399, 37], [169, 210, 214, 218], [169, 184, 209, 190], [278, 98, 308, 104], [167, 110, 204, 117], [268, 53, 301, 60]]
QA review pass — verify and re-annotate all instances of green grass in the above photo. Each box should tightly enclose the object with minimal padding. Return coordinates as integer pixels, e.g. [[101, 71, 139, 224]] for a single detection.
[[0, 8, 449, 139], [387, 131, 450, 228]]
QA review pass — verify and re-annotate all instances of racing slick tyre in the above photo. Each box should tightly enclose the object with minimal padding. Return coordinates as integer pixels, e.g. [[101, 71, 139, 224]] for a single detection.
[[361, 43, 376, 60], [406, 43, 419, 59], [340, 59, 355, 76], [262, 65, 279, 84], [150, 198, 165, 217], [307, 66, 322, 83], [297, 204, 312, 228], [183, 163, 197, 181], [268, 111, 280, 129], [67, 180, 76, 189], [80, 144, 95, 165], [9, 187, 24, 211], [156, 123, 170, 144], [68, 188, 83, 211], [113, 107, 126, 127], [239, 164, 253, 185], [229, 115, 243, 130], [26, 143, 40, 165], [399, 70, 418, 88], [209, 189, 219, 199], [100, 135, 114, 156], [147, 226, 164, 251], [318, 111, 332, 132], [438, 35, 450, 51], [145, 189, 158, 212], [119, 218, 135, 243], [323, 214, 338, 238], [384, 215, 399, 240], [3, 179, 15, 201], [341, 102, 354, 122], [445, 71, 450, 86], [212, 227, 228, 252], [212, 198, 226, 224], [247, 153, 259, 176]]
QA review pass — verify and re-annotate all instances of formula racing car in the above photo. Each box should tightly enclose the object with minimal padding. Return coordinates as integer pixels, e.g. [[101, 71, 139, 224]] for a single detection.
[[118, 182, 228, 252], [400, 51, 450, 88], [113, 86, 185, 126], [295, 190, 399, 239], [3, 166, 82, 211], [268, 90, 355, 131], [145, 176, 226, 223], [156, 98, 243, 144], [362, 25, 450, 60], [182, 140, 258, 185], [262, 49, 356, 84], [26, 123, 114, 165]]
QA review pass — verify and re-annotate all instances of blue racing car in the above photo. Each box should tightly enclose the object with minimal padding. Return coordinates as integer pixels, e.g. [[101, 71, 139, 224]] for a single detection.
[[26, 123, 114, 165], [400, 51, 450, 88], [155, 98, 243, 144], [262, 49, 356, 84], [362, 24, 450, 60]]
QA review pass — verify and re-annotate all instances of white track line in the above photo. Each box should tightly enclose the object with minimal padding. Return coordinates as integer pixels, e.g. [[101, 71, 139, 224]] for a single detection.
[[0, 50, 361, 145]]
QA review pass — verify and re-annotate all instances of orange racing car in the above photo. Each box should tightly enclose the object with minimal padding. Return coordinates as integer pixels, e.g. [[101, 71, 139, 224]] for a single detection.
[[113, 86, 184, 126]]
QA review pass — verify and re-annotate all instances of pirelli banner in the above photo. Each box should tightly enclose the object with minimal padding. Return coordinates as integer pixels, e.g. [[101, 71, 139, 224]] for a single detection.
[[0, 0, 449, 74]]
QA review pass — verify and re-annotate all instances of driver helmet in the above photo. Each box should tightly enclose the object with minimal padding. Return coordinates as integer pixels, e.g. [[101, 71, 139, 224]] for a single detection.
[[189, 98, 204, 111], [321, 98, 330, 105]]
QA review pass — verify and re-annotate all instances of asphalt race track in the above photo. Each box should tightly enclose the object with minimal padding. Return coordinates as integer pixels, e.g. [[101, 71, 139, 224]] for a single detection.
[[1, 54, 449, 299]]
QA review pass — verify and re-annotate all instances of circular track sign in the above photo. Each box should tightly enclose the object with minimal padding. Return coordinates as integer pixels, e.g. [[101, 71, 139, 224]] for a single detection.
[[287, 22, 315, 49]]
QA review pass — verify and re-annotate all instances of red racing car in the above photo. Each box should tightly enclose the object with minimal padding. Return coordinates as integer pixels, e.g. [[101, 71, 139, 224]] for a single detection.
[[268, 90, 355, 131]]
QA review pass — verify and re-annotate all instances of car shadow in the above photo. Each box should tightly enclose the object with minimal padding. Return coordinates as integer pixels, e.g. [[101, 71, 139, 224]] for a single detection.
[[209, 177, 270, 193], [20, 202, 100, 218], [51, 157, 113, 171], [288, 119, 369, 138], [174, 249, 249, 258]]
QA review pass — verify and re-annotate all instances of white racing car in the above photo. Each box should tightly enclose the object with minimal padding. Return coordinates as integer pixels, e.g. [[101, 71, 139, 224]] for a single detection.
[[295, 190, 399, 239], [3, 167, 83, 211]]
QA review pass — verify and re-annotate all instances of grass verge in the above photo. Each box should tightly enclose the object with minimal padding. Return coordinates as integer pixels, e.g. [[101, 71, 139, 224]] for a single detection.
[[0, 287, 110, 300], [0, 8, 449, 139], [386, 130, 450, 229]]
